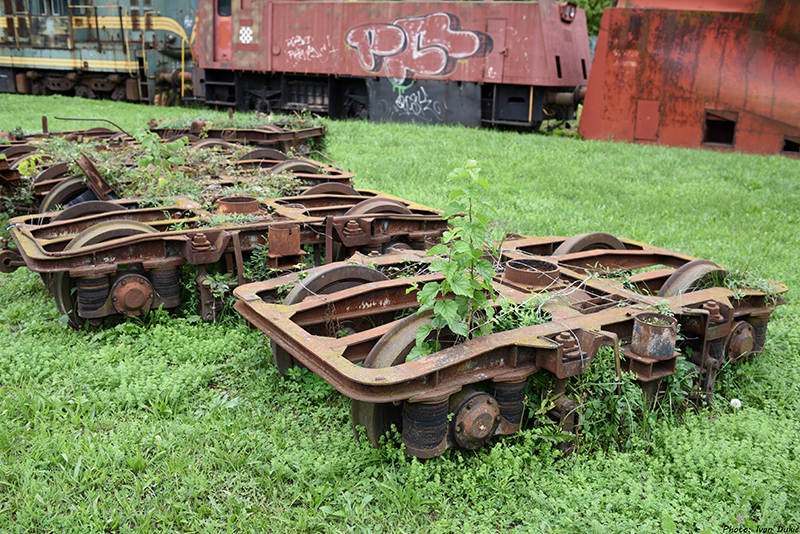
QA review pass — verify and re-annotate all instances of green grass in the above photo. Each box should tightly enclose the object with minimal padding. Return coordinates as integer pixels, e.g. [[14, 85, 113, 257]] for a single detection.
[[1, 94, 799, 533]]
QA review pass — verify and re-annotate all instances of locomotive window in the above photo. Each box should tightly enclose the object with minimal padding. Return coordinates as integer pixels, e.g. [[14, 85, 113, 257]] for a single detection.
[[217, 0, 231, 17], [50, 0, 67, 15], [32, 0, 47, 15]]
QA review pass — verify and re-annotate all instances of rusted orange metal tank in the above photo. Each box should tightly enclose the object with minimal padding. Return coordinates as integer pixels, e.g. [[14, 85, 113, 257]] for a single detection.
[[579, 0, 800, 157]]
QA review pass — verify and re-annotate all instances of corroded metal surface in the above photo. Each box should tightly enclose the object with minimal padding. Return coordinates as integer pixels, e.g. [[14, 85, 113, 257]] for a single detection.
[[234, 239, 787, 457], [7, 188, 446, 325], [580, 0, 800, 156]]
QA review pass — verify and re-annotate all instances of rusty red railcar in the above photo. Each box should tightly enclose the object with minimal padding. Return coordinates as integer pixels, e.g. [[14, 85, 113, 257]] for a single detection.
[[579, 0, 800, 157], [193, 0, 591, 128]]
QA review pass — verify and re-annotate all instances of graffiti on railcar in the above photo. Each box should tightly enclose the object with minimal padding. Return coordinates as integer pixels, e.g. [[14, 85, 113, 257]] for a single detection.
[[285, 34, 339, 64], [346, 12, 492, 85], [392, 86, 444, 121]]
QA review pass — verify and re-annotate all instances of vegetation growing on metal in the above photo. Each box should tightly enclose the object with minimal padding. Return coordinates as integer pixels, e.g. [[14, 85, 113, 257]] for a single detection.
[[408, 160, 498, 360]]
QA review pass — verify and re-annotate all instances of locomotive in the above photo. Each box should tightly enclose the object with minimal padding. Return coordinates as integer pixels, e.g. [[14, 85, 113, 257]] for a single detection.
[[0, 0, 197, 105], [0, 0, 591, 129]]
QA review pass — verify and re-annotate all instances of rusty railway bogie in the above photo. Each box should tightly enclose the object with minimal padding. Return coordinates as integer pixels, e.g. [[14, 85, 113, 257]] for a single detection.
[[8, 185, 447, 326], [233, 243, 786, 458], [0, 117, 330, 213]]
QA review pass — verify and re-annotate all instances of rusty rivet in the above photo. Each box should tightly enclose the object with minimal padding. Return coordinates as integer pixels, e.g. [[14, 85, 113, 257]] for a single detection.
[[466, 400, 474, 410], [487, 398, 494, 405], [456, 422, 465, 433]]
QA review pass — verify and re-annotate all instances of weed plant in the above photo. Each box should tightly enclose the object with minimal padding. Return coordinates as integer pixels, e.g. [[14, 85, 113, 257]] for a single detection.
[[1, 95, 799, 532]]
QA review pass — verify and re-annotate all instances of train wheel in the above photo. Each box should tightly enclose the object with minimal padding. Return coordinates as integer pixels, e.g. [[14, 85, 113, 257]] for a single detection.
[[344, 198, 412, 216], [189, 139, 232, 150], [272, 264, 390, 377], [351, 310, 434, 448], [551, 232, 625, 256], [237, 148, 287, 166], [38, 176, 95, 214], [300, 183, 360, 197], [50, 200, 126, 223], [51, 220, 157, 329], [269, 159, 322, 175], [656, 260, 726, 297]]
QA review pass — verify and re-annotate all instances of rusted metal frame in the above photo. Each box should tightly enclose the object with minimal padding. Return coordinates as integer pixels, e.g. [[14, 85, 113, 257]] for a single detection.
[[236, 264, 781, 403], [328, 215, 448, 251], [12, 218, 327, 274], [235, 298, 553, 403], [233, 250, 432, 304], [23, 206, 201, 242], [550, 248, 698, 271]]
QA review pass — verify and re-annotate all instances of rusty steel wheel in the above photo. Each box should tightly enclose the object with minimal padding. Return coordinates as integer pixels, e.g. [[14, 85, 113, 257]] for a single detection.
[[189, 139, 232, 150], [300, 183, 361, 196], [656, 259, 727, 298], [51, 220, 157, 329], [269, 159, 322, 175], [50, 200, 126, 223], [38, 176, 95, 214], [272, 264, 390, 377], [237, 148, 287, 163], [551, 232, 625, 256], [351, 310, 435, 448], [32, 162, 70, 184], [344, 198, 412, 216]]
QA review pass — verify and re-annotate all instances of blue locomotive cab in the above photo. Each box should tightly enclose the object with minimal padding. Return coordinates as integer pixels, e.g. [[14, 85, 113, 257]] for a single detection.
[[0, 0, 197, 104]]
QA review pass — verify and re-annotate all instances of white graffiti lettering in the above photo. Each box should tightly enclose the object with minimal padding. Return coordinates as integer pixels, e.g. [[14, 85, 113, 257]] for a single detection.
[[346, 12, 491, 85], [393, 86, 443, 120], [285, 35, 338, 63]]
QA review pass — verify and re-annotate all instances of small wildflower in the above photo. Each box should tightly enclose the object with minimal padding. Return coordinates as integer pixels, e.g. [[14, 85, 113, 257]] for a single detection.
[[730, 398, 742, 409]]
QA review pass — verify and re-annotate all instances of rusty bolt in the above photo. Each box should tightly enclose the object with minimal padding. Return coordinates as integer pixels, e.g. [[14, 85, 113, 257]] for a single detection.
[[487, 398, 494, 405], [343, 220, 364, 237], [456, 422, 465, 433], [192, 233, 212, 252], [702, 301, 725, 323], [556, 332, 576, 350], [495, 415, 502, 423], [466, 400, 474, 410]]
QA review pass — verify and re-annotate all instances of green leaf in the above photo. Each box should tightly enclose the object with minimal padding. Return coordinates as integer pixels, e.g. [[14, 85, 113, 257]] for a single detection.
[[661, 516, 677, 534], [452, 240, 471, 254], [427, 243, 447, 255], [434, 300, 459, 324], [450, 276, 472, 297], [443, 201, 466, 219], [416, 323, 433, 347], [417, 282, 440, 306], [428, 259, 448, 273], [476, 258, 495, 281], [449, 320, 469, 337]]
